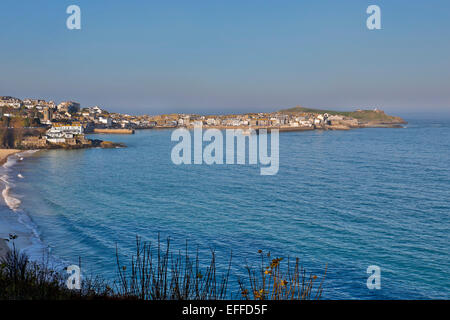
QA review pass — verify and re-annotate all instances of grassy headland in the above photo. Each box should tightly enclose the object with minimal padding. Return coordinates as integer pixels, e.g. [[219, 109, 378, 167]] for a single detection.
[[280, 106, 406, 126]]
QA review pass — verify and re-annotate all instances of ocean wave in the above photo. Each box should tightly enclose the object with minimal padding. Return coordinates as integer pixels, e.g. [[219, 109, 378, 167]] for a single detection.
[[1, 154, 22, 210], [0, 150, 39, 210], [0, 150, 64, 268], [1, 182, 21, 211]]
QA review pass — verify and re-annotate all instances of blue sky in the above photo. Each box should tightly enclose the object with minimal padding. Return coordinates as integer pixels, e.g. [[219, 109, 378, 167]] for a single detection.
[[0, 0, 449, 116]]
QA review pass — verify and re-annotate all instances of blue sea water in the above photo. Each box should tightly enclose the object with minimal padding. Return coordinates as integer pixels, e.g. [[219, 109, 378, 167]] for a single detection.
[[1, 119, 449, 299]]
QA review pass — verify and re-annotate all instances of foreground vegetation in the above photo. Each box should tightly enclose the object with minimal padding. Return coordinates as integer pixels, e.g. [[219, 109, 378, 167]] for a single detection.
[[0, 236, 326, 300]]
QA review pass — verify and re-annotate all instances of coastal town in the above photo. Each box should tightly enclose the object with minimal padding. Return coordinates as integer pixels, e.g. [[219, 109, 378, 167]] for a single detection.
[[0, 95, 406, 149]]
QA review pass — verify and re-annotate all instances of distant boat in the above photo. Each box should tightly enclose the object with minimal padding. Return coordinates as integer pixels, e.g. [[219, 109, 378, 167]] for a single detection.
[[17, 173, 24, 179], [18, 157, 24, 161]]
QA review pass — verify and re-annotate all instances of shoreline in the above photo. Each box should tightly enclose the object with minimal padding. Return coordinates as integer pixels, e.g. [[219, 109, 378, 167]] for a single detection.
[[0, 149, 21, 166], [0, 149, 47, 263], [0, 150, 21, 261], [134, 122, 405, 132]]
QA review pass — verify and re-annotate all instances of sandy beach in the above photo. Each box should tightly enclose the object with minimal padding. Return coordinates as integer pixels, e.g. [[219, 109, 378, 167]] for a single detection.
[[0, 149, 20, 260], [0, 149, 21, 166]]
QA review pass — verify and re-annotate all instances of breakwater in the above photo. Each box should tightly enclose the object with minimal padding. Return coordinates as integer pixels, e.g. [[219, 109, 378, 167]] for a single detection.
[[93, 128, 135, 134]]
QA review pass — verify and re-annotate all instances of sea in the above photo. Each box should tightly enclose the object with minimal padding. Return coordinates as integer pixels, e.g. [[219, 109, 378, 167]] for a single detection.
[[0, 119, 449, 299]]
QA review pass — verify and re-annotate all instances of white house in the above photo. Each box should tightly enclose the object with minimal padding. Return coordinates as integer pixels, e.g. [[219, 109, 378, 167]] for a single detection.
[[46, 123, 84, 143], [98, 117, 112, 127]]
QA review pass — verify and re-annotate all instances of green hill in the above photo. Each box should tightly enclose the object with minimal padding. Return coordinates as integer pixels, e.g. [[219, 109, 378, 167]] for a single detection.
[[279, 106, 406, 123]]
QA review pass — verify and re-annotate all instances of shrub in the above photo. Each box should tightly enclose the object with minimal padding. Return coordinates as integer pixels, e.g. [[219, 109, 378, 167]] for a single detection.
[[238, 250, 327, 300], [0, 235, 326, 300]]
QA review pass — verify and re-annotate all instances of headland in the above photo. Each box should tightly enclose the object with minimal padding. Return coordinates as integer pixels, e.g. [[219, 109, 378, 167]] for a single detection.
[[0, 95, 406, 150]]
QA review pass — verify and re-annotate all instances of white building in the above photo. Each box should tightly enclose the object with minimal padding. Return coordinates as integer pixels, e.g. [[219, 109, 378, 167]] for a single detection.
[[98, 117, 112, 127], [46, 123, 83, 143], [299, 120, 313, 127], [0, 101, 22, 108], [328, 115, 344, 121], [206, 118, 217, 126], [90, 106, 103, 114]]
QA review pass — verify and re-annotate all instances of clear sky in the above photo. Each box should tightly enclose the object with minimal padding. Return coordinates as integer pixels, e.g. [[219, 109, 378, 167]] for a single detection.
[[0, 0, 449, 116]]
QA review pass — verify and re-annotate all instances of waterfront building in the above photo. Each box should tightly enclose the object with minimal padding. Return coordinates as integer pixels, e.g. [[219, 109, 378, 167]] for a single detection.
[[46, 122, 84, 143], [98, 116, 112, 127]]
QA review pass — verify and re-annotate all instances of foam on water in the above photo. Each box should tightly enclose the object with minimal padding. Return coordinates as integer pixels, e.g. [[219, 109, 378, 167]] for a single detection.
[[0, 151, 63, 268], [1, 177, 21, 210]]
